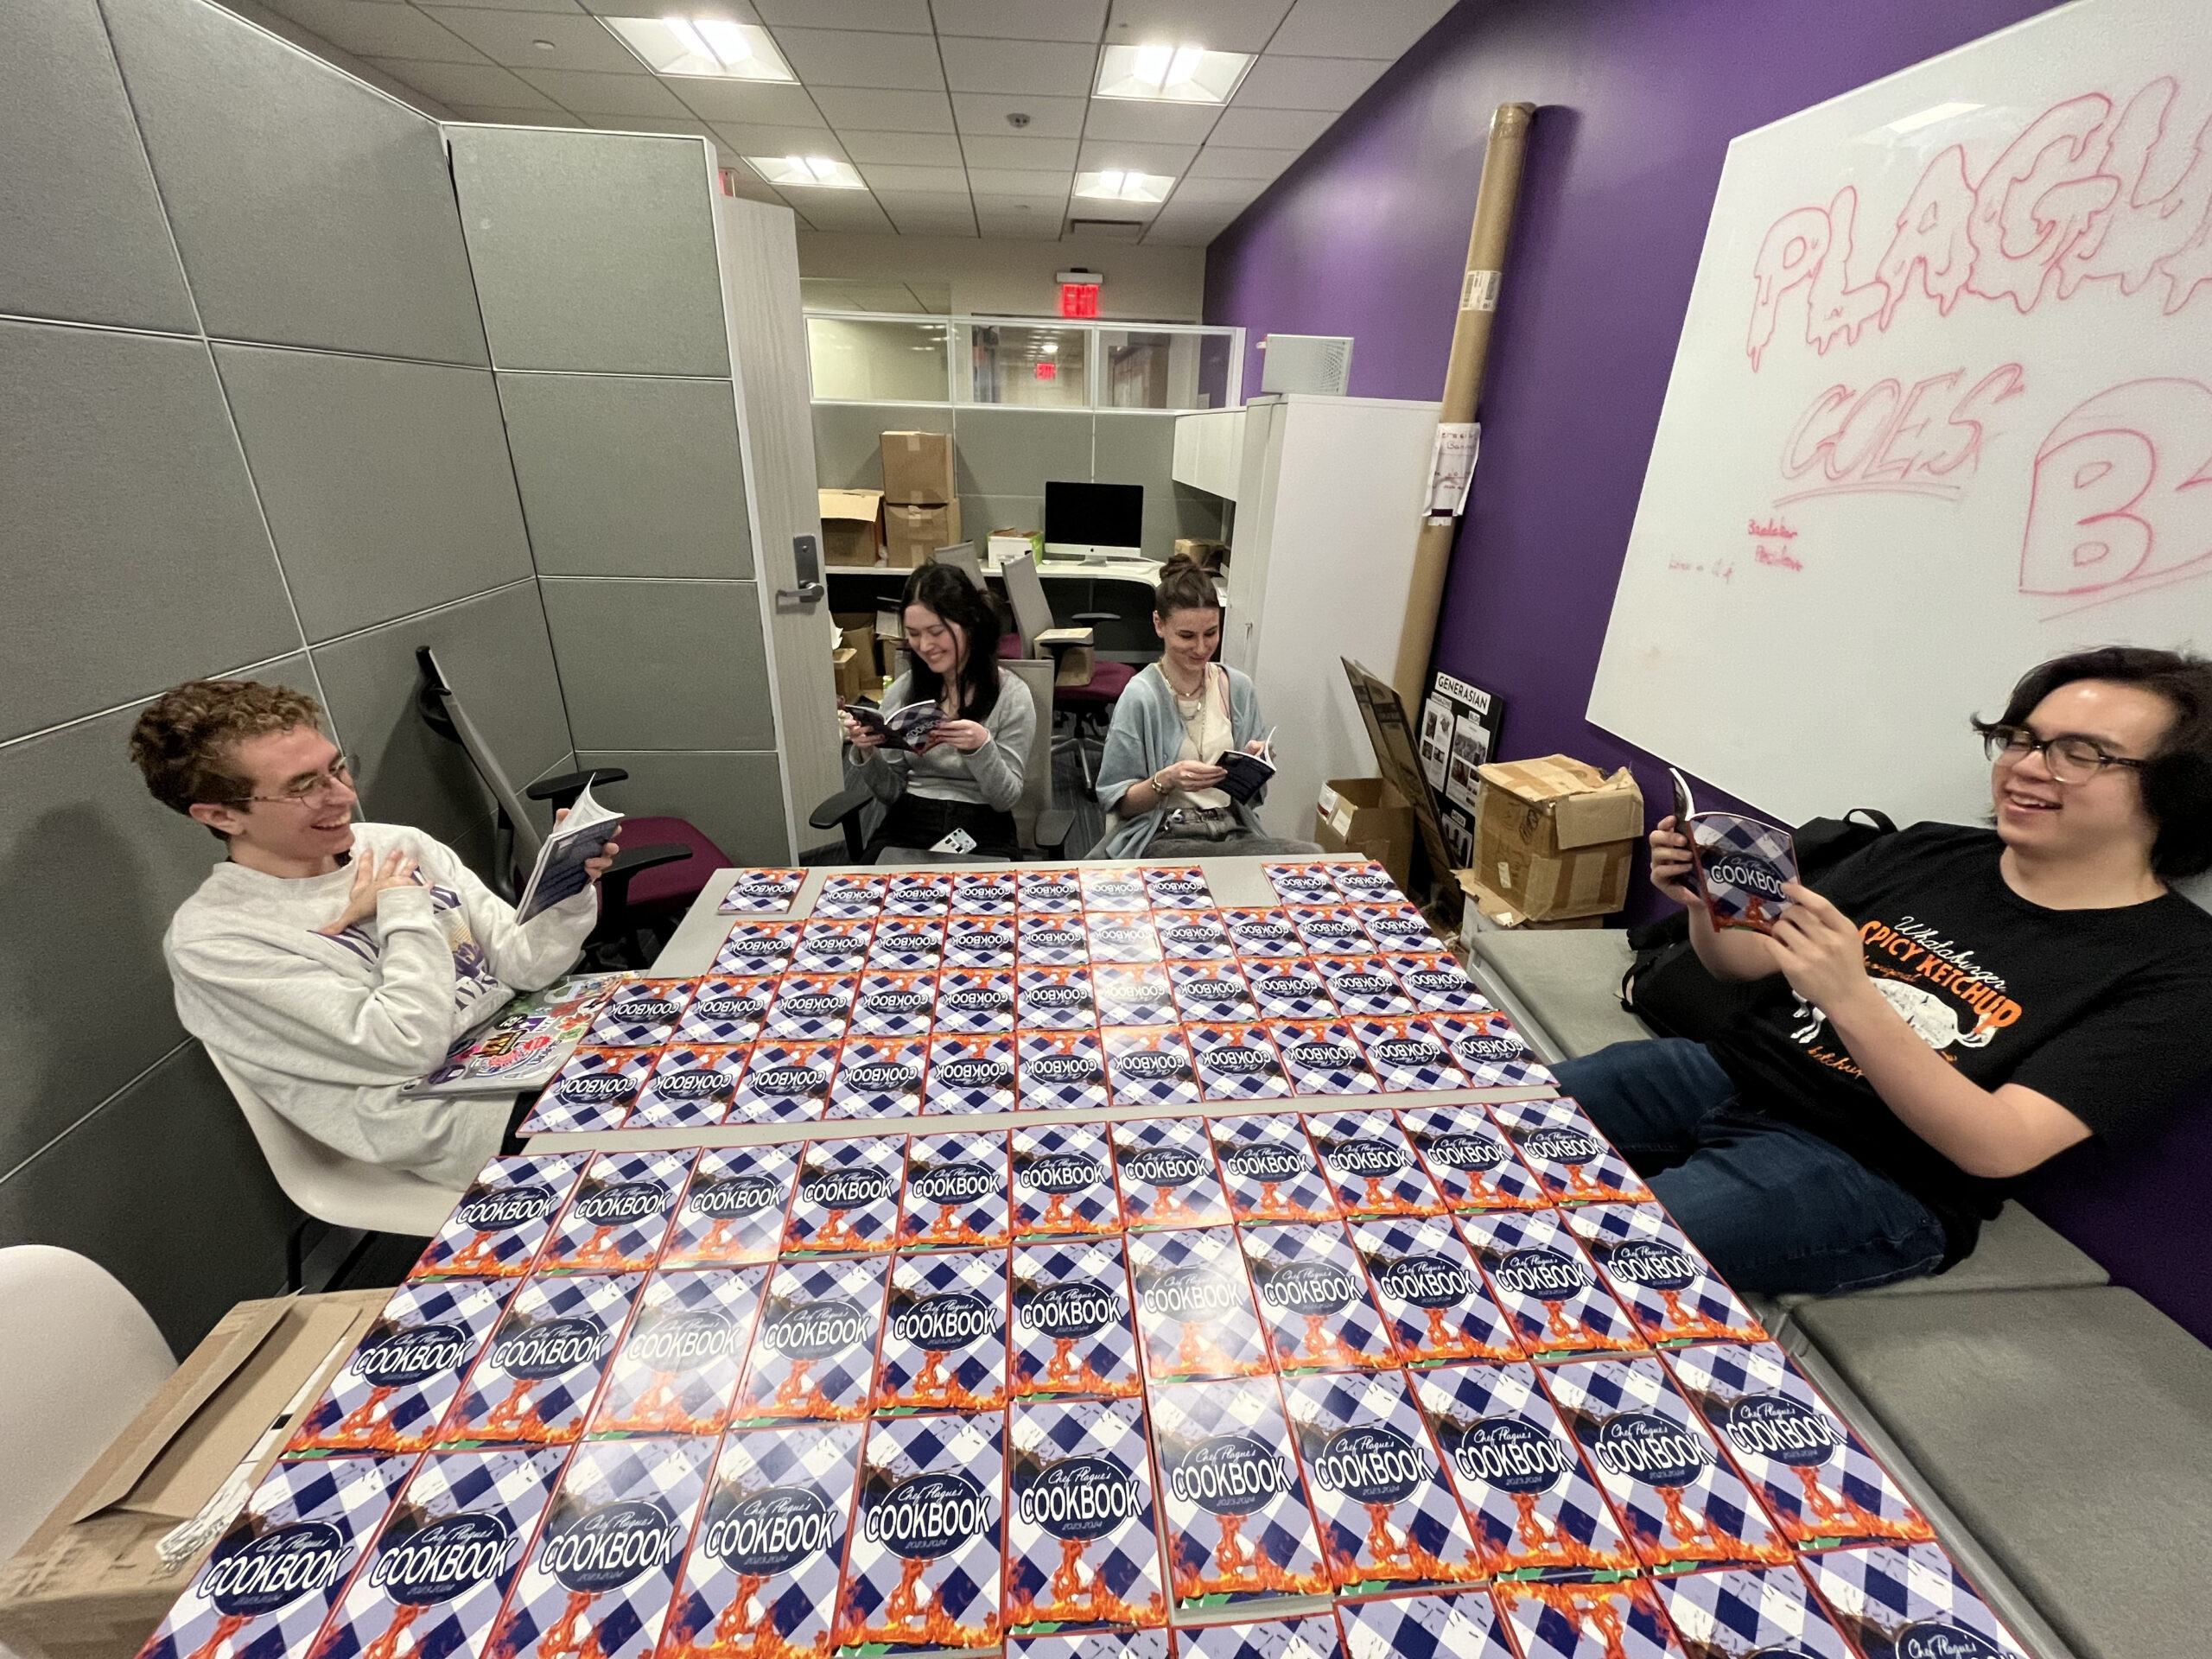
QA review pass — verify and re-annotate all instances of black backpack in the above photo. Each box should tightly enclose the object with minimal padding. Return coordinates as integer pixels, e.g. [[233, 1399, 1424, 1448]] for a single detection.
[[1621, 809, 1897, 1044]]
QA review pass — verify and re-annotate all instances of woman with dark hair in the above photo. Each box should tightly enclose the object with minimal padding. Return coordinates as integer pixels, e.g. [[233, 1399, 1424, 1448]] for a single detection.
[[841, 563, 1035, 859], [1091, 555, 1323, 859], [1552, 645, 2212, 1296]]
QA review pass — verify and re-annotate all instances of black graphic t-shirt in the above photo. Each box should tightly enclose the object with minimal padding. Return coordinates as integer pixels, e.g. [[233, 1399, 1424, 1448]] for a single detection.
[[1709, 823, 2212, 1258]]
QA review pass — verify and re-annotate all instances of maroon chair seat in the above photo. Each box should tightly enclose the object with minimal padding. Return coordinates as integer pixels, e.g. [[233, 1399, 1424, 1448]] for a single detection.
[[1057, 658, 1135, 705], [618, 814, 734, 910]]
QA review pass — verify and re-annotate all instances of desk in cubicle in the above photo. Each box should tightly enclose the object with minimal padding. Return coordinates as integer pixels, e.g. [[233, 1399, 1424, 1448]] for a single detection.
[[827, 557, 1224, 661]]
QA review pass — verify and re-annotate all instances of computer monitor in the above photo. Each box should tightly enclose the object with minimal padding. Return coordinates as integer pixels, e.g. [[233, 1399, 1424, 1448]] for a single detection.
[[1044, 481, 1143, 561]]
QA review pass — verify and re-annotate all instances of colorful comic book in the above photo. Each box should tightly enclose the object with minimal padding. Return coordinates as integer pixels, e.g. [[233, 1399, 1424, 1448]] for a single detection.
[[1541, 1356, 1794, 1575], [1187, 1021, 1296, 1103], [785, 1135, 906, 1255], [1211, 1114, 1340, 1224], [628, 1044, 747, 1129], [1012, 1122, 1122, 1239], [1247, 959, 1334, 1022], [1103, 1025, 1202, 1110], [837, 1412, 1004, 1655], [1010, 1239, 1141, 1401], [1490, 1098, 1653, 1205], [1240, 1221, 1395, 1376], [721, 868, 807, 913], [934, 969, 1018, 1035], [1158, 911, 1236, 961], [661, 1143, 800, 1269], [1169, 961, 1259, 1024], [871, 918, 948, 973], [1085, 914, 1163, 965], [1457, 1210, 1643, 1362], [1424, 1013, 1555, 1090], [524, 1046, 655, 1135], [1334, 1590, 1516, 1659], [732, 1257, 888, 1425], [537, 1150, 695, 1276], [1799, 1543, 2033, 1659], [901, 1130, 1013, 1250], [1345, 1019, 1469, 1095], [1142, 867, 1214, 910], [1314, 957, 1416, 1019], [1128, 1227, 1271, 1383], [874, 1249, 1009, 1413], [944, 915, 1018, 969], [1263, 863, 1342, 904], [1093, 964, 1179, 1028], [1147, 1376, 1330, 1607], [1111, 1118, 1232, 1229], [1385, 954, 1492, 1018], [766, 972, 860, 1043], [728, 1039, 839, 1126], [585, 979, 697, 1047], [1350, 1216, 1522, 1367], [1283, 1370, 1486, 1592], [1664, 1341, 1932, 1551], [1018, 965, 1099, 1032], [1271, 1020, 1383, 1097], [676, 976, 775, 1046], [1018, 1030, 1110, 1113], [925, 1032, 1020, 1116], [854, 969, 940, 1039], [1222, 907, 1303, 959], [1562, 1205, 1768, 1348], [1304, 1108, 1444, 1217], [1019, 914, 1092, 968], [410, 1154, 585, 1281], [1016, 870, 1085, 913], [716, 921, 804, 976], [1492, 1580, 1680, 1659], [1007, 1396, 1166, 1631], [287, 1280, 512, 1457], [588, 1265, 765, 1439], [1409, 1363, 1637, 1583], [436, 1272, 639, 1446], [1397, 1105, 1549, 1213], [407, 974, 620, 1096], [1656, 1564, 1860, 1659], [829, 1036, 931, 1121]]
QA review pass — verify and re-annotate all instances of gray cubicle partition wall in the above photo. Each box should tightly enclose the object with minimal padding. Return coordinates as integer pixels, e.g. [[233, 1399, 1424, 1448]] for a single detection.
[[0, 0, 582, 1349], [811, 402, 1228, 563], [450, 127, 791, 865]]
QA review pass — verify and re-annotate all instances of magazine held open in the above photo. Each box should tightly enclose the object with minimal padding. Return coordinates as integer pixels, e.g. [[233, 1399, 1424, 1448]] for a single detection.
[[1670, 767, 1798, 934]]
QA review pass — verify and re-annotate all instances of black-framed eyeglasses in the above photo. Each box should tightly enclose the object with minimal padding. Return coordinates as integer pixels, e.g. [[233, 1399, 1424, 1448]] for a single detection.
[[1981, 725, 2147, 785], [244, 753, 356, 806]]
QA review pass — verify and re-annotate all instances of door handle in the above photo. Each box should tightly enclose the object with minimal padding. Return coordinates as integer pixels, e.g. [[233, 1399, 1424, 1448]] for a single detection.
[[778, 533, 826, 605]]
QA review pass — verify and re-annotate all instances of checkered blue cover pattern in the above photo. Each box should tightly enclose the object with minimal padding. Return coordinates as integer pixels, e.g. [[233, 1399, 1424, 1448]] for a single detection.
[[1352, 904, 1443, 955], [674, 976, 773, 1046], [1489, 1099, 1654, 1205], [661, 1143, 798, 1268], [936, 969, 1019, 1035], [870, 918, 946, 972], [1142, 867, 1214, 909], [1111, 1117, 1232, 1229], [585, 979, 696, 1047], [1316, 957, 1417, 1019], [1456, 1210, 1643, 1361], [1287, 906, 1373, 957], [1802, 1543, 2033, 1659], [1017, 873, 1085, 913], [838, 1411, 1005, 1655], [663, 1423, 863, 1657], [1350, 1216, 1522, 1367], [927, 1033, 1020, 1115], [1335, 1589, 1515, 1659], [1080, 868, 1151, 912], [1020, 1030, 1111, 1114], [1017, 1627, 1173, 1659], [952, 872, 1021, 914], [137, 1455, 411, 1659], [627, 1044, 746, 1129], [1273, 1020, 1382, 1096], [1095, 965, 1179, 1028], [1019, 966, 1101, 1032], [538, 1149, 694, 1274], [1305, 1108, 1445, 1217], [1692, 815, 1799, 931], [1211, 1115, 1341, 1224], [854, 970, 940, 1039], [785, 1135, 905, 1254], [1347, 1018, 1470, 1095], [900, 1130, 1013, 1250], [1007, 1395, 1166, 1631], [1010, 1239, 1141, 1401], [728, 1039, 838, 1125], [1247, 960, 1335, 1021], [1493, 1580, 1678, 1659], [524, 1046, 655, 1135], [733, 1257, 888, 1424], [874, 1248, 1010, 1412], [436, 1271, 640, 1446], [1397, 1106, 1549, 1212], [1561, 1205, 1768, 1348], [793, 919, 873, 973], [1409, 1362, 1637, 1583], [314, 1445, 566, 1659], [1425, 1013, 1557, 1090], [1541, 1355, 1794, 1574], [1128, 1227, 1271, 1382], [1386, 954, 1495, 1017], [1086, 914, 1163, 964], [884, 874, 954, 916], [1182, 1616, 1344, 1659], [715, 921, 802, 975], [1170, 961, 1259, 1023], [1104, 1025, 1204, 1110], [1159, 912, 1236, 961], [1020, 915, 1093, 967], [719, 868, 804, 912], [945, 917, 1019, 968], [288, 1278, 513, 1456], [816, 874, 887, 917], [1282, 1370, 1486, 1592], [1664, 1341, 1933, 1550], [1012, 1122, 1123, 1238], [1330, 861, 1406, 904], [1263, 863, 1343, 903], [411, 1154, 584, 1280], [1240, 1220, 1394, 1374], [1656, 1563, 1859, 1659], [1148, 1376, 1328, 1606], [589, 1265, 765, 1439], [765, 973, 858, 1042], [1187, 1022, 1297, 1103], [1223, 908, 1304, 958], [829, 1036, 931, 1120]]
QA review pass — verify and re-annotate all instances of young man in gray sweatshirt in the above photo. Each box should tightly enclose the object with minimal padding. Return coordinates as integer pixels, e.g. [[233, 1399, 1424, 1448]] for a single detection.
[[132, 679, 618, 1187]]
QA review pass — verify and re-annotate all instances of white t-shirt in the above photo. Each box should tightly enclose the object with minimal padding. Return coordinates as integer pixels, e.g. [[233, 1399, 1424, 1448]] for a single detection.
[[1163, 664, 1234, 812]]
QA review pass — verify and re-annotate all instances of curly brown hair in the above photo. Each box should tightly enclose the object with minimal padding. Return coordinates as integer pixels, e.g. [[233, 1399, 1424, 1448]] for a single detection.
[[129, 679, 328, 836]]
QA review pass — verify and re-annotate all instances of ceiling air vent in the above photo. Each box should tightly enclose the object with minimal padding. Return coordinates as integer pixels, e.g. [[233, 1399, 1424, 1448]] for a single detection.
[[1065, 217, 1148, 242]]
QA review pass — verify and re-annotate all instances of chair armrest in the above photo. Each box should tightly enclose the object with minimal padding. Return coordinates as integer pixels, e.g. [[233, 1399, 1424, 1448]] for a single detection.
[[1033, 807, 1075, 859], [810, 785, 875, 832], [594, 842, 690, 918], [525, 766, 629, 809], [1036, 626, 1095, 648]]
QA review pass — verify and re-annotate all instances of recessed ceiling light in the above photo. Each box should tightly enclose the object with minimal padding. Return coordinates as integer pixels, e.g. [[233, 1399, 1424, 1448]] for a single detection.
[[1074, 168, 1173, 204], [1095, 42, 1252, 104], [748, 155, 867, 189], [600, 16, 796, 80]]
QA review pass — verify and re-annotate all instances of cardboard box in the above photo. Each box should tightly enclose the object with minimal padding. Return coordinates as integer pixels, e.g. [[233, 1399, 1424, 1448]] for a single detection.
[[0, 1289, 390, 1659], [1456, 868, 1607, 936], [1173, 537, 1229, 571], [1313, 778, 1415, 893], [989, 530, 1041, 565], [883, 499, 961, 569], [1471, 754, 1643, 921], [820, 487, 885, 566], [880, 429, 956, 505]]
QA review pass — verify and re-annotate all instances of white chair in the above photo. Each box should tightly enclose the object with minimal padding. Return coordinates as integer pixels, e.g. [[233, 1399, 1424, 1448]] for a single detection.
[[0, 1247, 176, 1564], [209, 1051, 464, 1287]]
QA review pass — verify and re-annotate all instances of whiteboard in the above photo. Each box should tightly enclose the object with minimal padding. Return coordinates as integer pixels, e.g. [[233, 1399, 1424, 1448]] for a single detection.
[[1588, 0, 2212, 830]]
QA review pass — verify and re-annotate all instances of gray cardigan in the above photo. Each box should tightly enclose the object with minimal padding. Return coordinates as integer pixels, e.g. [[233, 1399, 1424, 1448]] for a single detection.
[[848, 669, 1033, 811], [1093, 662, 1268, 857]]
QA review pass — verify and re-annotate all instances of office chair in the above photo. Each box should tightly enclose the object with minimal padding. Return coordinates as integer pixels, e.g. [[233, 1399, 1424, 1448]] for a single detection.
[[1000, 553, 1134, 795]]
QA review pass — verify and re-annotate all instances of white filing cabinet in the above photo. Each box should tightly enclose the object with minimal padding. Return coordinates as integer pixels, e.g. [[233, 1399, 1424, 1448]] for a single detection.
[[1220, 392, 1441, 840], [1171, 407, 1246, 501]]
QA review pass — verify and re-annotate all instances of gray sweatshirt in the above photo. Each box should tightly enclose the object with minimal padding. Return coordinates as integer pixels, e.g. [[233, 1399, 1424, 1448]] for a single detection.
[[849, 669, 1034, 810], [164, 823, 598, 1186]]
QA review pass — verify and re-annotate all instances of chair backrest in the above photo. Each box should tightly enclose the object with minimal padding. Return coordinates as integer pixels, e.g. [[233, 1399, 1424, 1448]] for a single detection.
[[931, 545, 988, 589], [209, 1050, 466, 1237], [416, 644, 540, 892], [1001, 657, 1058, 851], [999, 553, 1057, 652], [0, 1246, 175, 1562]]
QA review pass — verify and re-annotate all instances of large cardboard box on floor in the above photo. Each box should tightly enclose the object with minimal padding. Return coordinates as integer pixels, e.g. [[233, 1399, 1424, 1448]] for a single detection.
[[0, 1288, 389, 1659], [1471, 754, 1643, 921], [880, 429, 956, 505], [821, 487, 885, 566], [884, 499, 962, 569], [1456, 868, 1606, 936], [1313, 778, 1415, 893]]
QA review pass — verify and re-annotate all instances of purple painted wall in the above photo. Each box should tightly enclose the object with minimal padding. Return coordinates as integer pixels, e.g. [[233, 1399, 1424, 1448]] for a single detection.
[[1204, 0, 2212, 1347]]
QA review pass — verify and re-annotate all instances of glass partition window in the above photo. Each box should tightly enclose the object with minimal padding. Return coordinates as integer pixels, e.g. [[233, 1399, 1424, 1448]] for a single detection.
[[805, 316, 952, 403], [1096, 328, 1234, 410], [957, 323, 1089, 408], [804, 313, 1242, 409]]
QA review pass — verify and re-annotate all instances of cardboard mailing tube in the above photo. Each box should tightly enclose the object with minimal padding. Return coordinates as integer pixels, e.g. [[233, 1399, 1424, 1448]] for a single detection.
[[1390, 102, 1537, 706]]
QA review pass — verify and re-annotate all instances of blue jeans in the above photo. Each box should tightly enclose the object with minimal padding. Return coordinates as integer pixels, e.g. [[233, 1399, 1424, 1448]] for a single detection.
[[1552, 1039, 1947, 1296]]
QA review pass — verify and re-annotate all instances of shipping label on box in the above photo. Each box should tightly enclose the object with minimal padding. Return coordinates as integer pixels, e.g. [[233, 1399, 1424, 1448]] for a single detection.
[[1209, 1114, 1338, 1225], [1013, 1122, 1123, 1240], [1147, 1377, 1329, 1607], [785, 1135, 905, 1255], [1303, 1107, 1444, 1217], [1459, 1210, 1643, 1363], [874, 1249, 1010, 1414], [936, 968, 1018, 1036], [412, 1154, 586, 1281], [436, 1272, 640, 1447], [1490, 1098, 1653, 1205], [1351, 1216, 1522, 1367], [662, 1143, 799, 1269], [538, 1150, 695, 1275], [1561, 1206, 1767, 1350], [732, 1258, 888, 1426], [838, 1412, 1003, 1655], [901, 1130, 1013, 1250], [287, 1280, 513, 1457], [1171, 961, 1259, 1025], [1398, 1106, 1549, 1213], [1007, 1395, 1166, 1633], [1011, 1240, 1141, 1401], [829, 1036, 931, 1122], [1240, 1220, 1394, 1376], [1111, 1117, 1232, 1228], [1128, 1227, 1270, 1383], [629, 1045, 747, 1130], [589, 1267, 765, 1440]]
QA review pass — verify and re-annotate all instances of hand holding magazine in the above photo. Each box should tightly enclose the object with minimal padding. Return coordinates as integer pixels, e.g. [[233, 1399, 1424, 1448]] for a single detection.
[[842, 698, 948, 753], [513, 779, 623, 923], [1670, 767, 1798, 934], [1211, 729, 1277, 805]]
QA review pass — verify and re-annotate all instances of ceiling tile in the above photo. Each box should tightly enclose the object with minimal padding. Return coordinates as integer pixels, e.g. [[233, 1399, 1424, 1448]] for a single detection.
[[713, 121, 846, 157], [791, 193, 898, 233], [938, 37, 1096, 96], [264, 0, 487, 63], [1269, 0, 1452, 60], [1075, 138, 1197, 173], [1207, 104, 1335, 147], [772, 27, 946, 89], [966, 167, 1075, 194], [975, 212, 1065, 239], [575, 0, 756, 13], [670, 79, 823, 124], [1103, 0, 1293, 54], [970, 189, 1068, 214], [1186, 143, 1300, 179], [1079, 96, 1219, 143], [810, 86, 955, 130], [872, 188, 975, 211], [364, 56, 559, 107], [888, 218, 979, 238], [444, 104, 590, 124], [582, 113, 717, 137], [514, 67, 693, 114], [956, 134, 1078, 170], [856, 162, 969, 194], [952, 92, 1085, 138], [1161, 175, 1264, 207], [1235, 52, 1387, 111], [753, 0, 930, 29], [836, 129, 962, 164], [933, 0, 1105, 42], [422, 6, 639, 71], [415, 0, 582, 11]]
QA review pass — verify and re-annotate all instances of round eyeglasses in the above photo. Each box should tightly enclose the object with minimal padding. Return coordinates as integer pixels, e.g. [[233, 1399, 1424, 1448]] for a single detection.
[[1982, 726, 2146, 785], [245, 754, 356, 807]]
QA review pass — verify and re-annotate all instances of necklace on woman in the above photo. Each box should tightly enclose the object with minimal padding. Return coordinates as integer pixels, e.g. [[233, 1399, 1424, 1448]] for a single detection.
[[1162, 659, 1206, 700]]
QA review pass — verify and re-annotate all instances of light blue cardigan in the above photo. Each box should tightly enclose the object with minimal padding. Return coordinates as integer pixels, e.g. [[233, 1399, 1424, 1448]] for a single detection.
[[1093, 663, 1269, 858]]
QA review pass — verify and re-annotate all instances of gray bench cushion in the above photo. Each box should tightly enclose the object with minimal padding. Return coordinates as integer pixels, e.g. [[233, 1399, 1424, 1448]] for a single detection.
[[1762, 1203, 2108, 1324], [1794, 1287, 2212, 1659], [1466, 929, 1650, 1060]]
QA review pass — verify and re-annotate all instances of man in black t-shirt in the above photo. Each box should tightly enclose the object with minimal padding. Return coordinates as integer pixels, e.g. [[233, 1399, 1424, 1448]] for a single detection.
[[1554, 647, 2212, 1294]]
